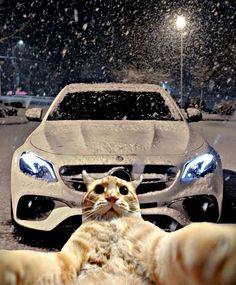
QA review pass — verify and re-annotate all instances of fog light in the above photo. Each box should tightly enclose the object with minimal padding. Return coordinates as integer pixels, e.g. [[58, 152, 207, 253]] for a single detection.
[[182, 195, 219, 222], [17, 196, 55, 220]]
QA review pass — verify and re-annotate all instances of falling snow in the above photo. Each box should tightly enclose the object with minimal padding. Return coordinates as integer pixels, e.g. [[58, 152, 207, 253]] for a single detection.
[[82, 23, 88, 31], [0, 0, 234, 105], [74, 8, 78, 22]]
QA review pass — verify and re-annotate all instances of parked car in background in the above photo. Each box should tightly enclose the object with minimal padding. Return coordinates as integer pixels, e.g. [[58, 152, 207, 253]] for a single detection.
[[11, 83, 223, 232], [7, 88, 28, 96]]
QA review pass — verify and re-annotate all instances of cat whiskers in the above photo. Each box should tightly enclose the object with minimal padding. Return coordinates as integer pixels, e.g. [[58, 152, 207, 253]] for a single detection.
[[83, 211, 104, 222], [95, 200, 108, 207], [82, 202, 106, 221], [83, 197, 96, 204], [82, 209, 97, 221], [117, 201, 129, 210]]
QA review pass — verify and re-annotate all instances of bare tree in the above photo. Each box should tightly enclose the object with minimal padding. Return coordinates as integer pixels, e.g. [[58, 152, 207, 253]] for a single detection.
[[191, 61, 214, 109], [112, 64, 171, 84]]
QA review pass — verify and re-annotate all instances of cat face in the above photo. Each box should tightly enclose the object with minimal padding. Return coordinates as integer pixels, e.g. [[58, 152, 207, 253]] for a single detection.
[[82, 170, 142, 222]]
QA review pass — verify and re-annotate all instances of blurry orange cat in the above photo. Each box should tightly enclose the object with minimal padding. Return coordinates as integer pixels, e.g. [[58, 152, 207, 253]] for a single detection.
[[0, 170, 236, 285]]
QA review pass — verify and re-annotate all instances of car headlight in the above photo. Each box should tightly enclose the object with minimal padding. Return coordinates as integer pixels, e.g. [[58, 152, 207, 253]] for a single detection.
[[19, 152, 57, 182], [180, 152, 217, 183]]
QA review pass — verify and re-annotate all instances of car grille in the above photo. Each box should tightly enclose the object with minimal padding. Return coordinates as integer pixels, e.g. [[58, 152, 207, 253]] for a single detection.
[[59, 164, 178, 196]]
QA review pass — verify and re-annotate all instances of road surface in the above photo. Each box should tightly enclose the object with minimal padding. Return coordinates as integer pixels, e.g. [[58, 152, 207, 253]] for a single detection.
[[0, 119, 235, 251]]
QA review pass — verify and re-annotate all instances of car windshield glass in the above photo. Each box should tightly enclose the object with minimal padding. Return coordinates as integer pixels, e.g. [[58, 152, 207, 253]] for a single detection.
[[47, 91, 177, 120]]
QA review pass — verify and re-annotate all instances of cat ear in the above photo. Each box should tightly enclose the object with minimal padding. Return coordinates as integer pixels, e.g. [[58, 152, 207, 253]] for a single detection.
[[131, 175, 143, 190], [82, 170, 95, 185]]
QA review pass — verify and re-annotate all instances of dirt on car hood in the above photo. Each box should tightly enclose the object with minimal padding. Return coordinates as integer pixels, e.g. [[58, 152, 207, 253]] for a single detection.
[[29, 120, 203, 156]]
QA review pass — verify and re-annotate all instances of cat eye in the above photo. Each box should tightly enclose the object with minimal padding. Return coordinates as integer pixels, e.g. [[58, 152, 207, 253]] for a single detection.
[[119, 186, 129, 195], [94, 185, 105, 194]]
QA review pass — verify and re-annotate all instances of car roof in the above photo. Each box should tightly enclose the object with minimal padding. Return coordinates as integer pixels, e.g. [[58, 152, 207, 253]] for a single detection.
[[56, 83, 171, 98]]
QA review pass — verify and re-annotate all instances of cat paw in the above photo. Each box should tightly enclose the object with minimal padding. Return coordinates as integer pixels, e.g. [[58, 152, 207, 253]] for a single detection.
[[0, 250, 37, 285], [0, 259, 24, 285], [1, 269, 20, 285], [175, 223, 236, 284]]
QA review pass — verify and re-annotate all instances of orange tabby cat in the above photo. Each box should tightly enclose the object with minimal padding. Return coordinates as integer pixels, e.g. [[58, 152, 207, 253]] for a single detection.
[[0, 170, 236, 285]]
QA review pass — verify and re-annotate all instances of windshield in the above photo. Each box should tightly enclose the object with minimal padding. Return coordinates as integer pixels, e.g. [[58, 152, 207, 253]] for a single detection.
[[47, 91, 177, 120]]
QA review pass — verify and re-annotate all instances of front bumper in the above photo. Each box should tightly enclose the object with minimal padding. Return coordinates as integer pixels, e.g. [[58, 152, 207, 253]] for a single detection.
[[11, 148, 223, 232]]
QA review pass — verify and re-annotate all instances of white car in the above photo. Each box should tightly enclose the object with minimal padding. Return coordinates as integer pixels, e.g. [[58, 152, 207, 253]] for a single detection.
[[11, 83, 223, 232]]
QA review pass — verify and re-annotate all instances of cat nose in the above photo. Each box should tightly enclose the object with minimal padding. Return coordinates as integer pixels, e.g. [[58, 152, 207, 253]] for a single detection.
[[106, 196, 118, 204]]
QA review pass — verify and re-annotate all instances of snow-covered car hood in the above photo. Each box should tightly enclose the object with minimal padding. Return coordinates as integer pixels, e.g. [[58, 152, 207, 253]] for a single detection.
[[29, 120, 204, 156]]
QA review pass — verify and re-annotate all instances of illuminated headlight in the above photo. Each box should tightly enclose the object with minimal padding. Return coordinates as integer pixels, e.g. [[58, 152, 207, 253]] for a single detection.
[[180, 153, 217, 183], [19, 152, 57, 182]]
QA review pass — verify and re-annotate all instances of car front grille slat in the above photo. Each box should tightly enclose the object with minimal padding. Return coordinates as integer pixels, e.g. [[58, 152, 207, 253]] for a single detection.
[[60, 164, 177, 194], [137, 181, 168, 194]]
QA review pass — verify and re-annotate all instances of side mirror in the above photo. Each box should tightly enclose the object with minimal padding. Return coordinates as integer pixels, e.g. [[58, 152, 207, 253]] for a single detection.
[[186, 108, 202, 122], [25, 108, 43, 122]]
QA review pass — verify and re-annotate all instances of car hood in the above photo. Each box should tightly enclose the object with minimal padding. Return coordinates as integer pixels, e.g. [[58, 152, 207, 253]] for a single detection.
[[29, 120, 204, 156]]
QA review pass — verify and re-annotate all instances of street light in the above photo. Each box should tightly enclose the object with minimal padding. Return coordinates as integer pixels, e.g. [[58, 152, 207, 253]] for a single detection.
[[17, 39, 24, 46], [176, 15, 186, 31], [176, 15, 186, 108]]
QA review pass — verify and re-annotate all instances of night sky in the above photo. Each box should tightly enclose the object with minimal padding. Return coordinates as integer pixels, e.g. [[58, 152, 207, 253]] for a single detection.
[[0, 0, 235, 101]]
